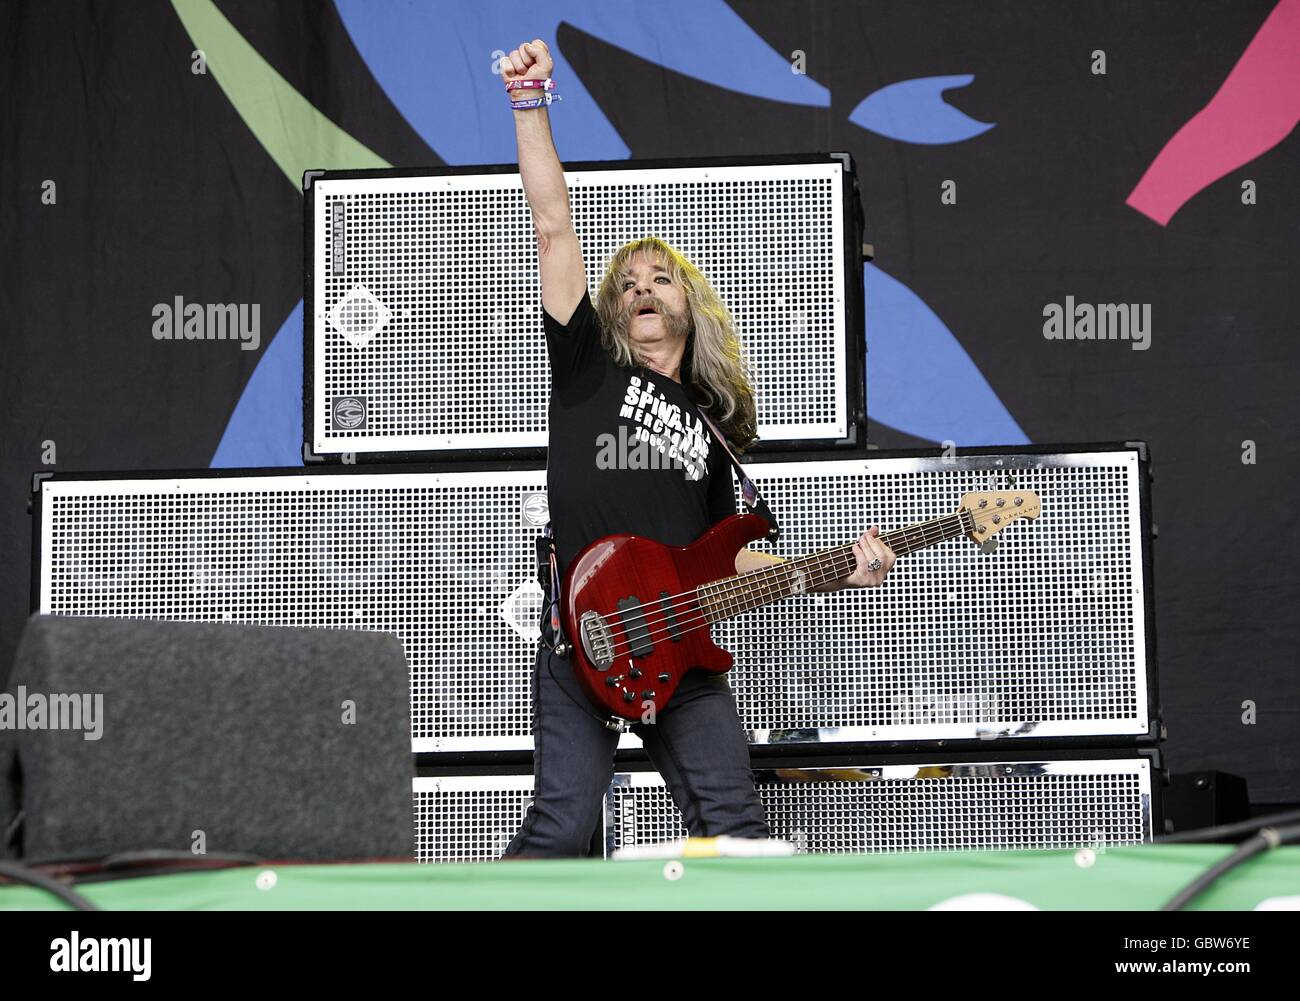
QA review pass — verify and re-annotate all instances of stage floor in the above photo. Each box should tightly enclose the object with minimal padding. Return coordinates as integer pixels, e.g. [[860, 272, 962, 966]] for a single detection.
[[3, 844, 1299, 910]]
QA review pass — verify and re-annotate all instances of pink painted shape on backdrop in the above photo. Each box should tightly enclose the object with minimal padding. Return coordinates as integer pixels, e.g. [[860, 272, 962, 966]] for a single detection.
[[1127, 0, 1300, 226]]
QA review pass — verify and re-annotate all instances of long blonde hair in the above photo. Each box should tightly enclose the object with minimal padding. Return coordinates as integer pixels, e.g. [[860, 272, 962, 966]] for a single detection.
[[594, 237, 758, 452]]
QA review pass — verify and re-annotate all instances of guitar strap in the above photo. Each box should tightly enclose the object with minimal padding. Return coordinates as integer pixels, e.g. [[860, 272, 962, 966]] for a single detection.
[[690, 403, 781, 544]]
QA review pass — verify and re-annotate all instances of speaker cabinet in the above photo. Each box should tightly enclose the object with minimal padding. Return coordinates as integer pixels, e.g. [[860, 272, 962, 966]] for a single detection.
[[31, 443, 1157, 754], [411, 751, 1158, 862], [304, 155, 866, 461]]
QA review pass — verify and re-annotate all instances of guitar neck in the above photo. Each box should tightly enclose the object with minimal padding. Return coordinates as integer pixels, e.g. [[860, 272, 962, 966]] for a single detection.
[[697, 510, 975, 624]]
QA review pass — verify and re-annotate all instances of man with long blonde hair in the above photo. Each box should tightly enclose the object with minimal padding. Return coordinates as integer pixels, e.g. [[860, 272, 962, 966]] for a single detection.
[[591, 235, 759, 456], [501, 39, 895, 858]]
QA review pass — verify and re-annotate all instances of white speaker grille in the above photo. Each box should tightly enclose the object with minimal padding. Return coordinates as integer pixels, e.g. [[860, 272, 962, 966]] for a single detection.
[[39, 472, 547, 751], [310, 162, 850, 455], [727, 450, 1150, 742], [35, 447, 1150, 752], [607, 758, 1153, 855], [414, 776, 534, 863]]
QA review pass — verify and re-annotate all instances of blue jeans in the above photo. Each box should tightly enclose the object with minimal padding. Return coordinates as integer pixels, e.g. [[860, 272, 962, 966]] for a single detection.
[[502, 640, 770, 859]]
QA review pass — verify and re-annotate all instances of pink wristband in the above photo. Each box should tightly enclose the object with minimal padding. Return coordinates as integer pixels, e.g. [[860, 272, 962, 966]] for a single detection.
[[505, 78, 555, 92]]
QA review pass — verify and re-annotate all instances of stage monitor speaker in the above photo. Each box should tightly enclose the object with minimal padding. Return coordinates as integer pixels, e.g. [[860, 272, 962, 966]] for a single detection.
[[0, 614, 414, 862], [303, 154, 866, 462], [31, 442, 1157, 755]]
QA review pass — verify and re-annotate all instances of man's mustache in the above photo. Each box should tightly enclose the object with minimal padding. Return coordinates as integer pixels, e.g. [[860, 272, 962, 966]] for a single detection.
[[627, 298, 665, 318], [617, 298, 690, 339]]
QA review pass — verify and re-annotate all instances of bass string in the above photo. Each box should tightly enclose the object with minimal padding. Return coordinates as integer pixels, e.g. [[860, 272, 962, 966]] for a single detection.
[[598, 513, 985, 659], [601, 510, 970, 627]]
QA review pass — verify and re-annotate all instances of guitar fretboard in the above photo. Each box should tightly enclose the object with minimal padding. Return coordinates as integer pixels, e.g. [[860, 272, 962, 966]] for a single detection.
[[696, 510, 976, 624]]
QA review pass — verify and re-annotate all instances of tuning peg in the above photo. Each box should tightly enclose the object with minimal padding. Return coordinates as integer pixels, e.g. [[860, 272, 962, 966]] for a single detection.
[[979, 538, 1000, 555]]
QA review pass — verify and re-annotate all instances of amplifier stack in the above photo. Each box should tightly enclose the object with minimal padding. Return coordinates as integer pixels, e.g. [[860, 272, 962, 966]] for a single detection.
[[19, 155, 1164, 860]]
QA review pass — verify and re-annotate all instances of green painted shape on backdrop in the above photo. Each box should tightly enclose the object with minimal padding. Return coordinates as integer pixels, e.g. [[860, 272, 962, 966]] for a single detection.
[[170, 0, 390, 185]]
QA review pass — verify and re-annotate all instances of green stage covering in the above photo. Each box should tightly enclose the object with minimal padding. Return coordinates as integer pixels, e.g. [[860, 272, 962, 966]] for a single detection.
[[2, 844, 1299, 910]]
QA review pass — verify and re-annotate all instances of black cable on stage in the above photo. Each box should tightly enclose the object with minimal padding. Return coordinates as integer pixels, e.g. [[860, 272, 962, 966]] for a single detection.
[[1156, 807, 1300, 845], [539, 585, 629, 732], [1160, 820, 1300, 911], [545, 645, 627, 732], [13, 848, 267, 888], [0, 860, 99, 911], [100, 849, 264, 868], [21, 848, 264, 869]]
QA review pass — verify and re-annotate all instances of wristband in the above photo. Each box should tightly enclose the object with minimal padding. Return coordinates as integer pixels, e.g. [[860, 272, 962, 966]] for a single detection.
[[510, 92, 562, 109], [505, 77, 555, 92]]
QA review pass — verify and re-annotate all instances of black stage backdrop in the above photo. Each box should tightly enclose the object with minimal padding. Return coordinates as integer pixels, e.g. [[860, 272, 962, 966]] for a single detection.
[[1, 1, 1296, 800]]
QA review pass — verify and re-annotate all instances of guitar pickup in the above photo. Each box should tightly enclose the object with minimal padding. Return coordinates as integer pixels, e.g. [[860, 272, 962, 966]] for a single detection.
[[658, 590, 682, 641], [615, 595, 654, 658]]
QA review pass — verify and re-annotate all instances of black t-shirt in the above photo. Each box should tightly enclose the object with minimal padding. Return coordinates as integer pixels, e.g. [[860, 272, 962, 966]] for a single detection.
[[543, 290, 737, 588]]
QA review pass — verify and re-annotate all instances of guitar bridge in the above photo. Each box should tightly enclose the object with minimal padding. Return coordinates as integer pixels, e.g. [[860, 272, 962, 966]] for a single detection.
[[578, 611, 616, 670]]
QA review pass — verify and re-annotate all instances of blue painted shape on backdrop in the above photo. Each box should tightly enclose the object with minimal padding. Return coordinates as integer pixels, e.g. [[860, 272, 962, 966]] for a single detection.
[[865, 264, 1027, 445], [332, 0, 828, 165], [215, 1, 833, 469], [850, 74, 994, 144], [210, 301, 303, 468]]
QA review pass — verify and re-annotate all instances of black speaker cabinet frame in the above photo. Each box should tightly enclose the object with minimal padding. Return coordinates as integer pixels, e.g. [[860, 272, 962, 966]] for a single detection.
[[302, 152, 867, 465]]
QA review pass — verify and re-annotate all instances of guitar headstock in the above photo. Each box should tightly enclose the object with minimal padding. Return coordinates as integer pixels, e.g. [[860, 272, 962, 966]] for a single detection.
[[960, 490, 1041, 544]]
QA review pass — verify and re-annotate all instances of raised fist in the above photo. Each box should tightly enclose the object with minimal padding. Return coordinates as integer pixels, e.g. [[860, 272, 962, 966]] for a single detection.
[[501, 39, 553, 85]]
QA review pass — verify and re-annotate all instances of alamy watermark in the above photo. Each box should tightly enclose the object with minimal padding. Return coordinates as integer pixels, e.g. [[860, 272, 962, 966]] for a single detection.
[[595, 425, 689, 473], [599, 374, 711, 478], [152, 297, 261, 351], [888, 691, 1001, 725], [0, 687, 103, 740], [1043, 297, 1151, 351], [50, 933, 150, 981]]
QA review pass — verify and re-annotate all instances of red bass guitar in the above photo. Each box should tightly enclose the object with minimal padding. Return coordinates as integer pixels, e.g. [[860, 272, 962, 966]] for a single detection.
[[561, 490, 1040, 721]]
